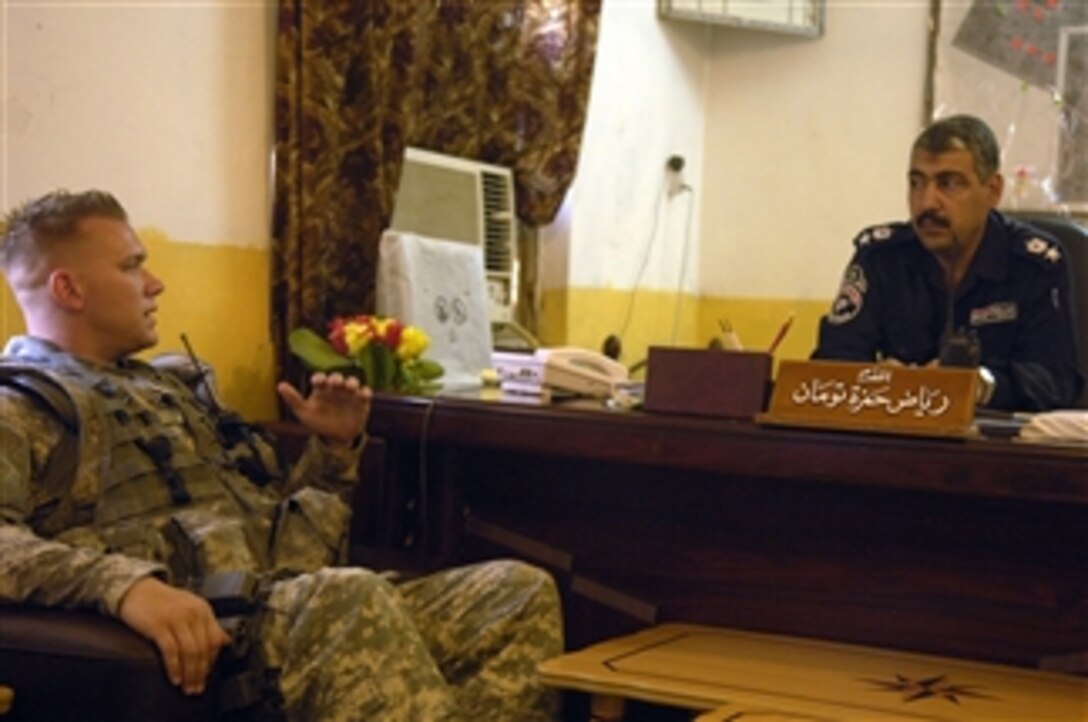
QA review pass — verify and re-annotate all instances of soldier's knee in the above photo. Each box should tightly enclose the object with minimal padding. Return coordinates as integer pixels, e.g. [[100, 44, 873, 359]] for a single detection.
[[491, 559, 559, 598], [310, 566, 399, 607], [342, 566, 398, 594]]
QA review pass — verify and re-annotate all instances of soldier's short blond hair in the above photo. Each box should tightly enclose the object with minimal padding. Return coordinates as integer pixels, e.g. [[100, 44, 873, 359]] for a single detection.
[[0, 189, 128, 274]]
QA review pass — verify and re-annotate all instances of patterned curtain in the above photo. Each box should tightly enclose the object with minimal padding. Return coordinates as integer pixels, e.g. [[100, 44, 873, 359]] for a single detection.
[[272, 0, 603, 381]]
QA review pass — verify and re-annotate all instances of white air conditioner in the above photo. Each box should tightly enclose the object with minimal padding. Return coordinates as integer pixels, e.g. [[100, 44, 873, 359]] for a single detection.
[[389, 147, 519, 325]]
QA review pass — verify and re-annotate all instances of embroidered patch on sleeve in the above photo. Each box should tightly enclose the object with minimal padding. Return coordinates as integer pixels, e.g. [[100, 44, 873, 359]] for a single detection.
[[828, 264, 867, 325]]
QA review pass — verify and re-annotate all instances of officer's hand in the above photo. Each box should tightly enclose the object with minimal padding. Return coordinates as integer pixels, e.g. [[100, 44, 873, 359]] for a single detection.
[[277, 372, 372, 449], [119, 577, 230, 695]]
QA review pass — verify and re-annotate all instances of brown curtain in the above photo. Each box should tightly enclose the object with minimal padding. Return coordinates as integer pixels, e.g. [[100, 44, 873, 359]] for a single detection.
[[272, 0, 602, 382]]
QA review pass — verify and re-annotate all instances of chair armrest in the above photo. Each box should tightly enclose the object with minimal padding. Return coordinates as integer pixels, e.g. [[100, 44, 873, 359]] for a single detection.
[[0, 604, 218, 721]]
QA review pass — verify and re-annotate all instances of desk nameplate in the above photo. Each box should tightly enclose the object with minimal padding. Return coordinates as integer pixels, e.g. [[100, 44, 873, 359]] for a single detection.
[[644, 347, 771, 420], [759, 360, 977, 438]]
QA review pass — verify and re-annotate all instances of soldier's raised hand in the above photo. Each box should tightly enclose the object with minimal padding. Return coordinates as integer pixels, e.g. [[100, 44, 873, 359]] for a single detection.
[[276, 372, 372, 448]]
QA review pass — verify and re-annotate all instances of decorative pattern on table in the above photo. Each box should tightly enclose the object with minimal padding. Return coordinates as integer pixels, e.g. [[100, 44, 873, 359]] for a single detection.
[[862, 674, 997, 705]]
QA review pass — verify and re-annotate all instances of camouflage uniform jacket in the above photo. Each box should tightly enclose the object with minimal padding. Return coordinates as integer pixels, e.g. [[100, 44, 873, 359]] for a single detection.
[[0, 335, 361, 617]]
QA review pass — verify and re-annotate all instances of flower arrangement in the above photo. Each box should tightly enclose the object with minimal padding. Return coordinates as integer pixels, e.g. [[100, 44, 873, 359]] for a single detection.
[[288, 315, 444, 394]]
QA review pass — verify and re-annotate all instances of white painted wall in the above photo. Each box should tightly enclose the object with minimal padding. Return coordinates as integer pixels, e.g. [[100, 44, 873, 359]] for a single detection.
[[1, 0, 274, 248], [3, 0, 935, 308], [546, 0, 710, 293], [552, 0, 933, 301], [701, 1, 931, 300]]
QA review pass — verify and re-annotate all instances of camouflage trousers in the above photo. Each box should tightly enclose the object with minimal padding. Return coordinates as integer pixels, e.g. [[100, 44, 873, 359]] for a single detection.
[[256, 559, 563, 722]]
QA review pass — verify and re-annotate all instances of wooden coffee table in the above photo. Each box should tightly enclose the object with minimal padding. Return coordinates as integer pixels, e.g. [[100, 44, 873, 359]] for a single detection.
[[539, 624, 1086, 721]]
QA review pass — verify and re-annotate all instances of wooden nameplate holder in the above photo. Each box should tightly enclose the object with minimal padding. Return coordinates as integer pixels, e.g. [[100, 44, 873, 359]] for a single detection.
[[759, 360, 978, 438], [644, 347, 772, 420]]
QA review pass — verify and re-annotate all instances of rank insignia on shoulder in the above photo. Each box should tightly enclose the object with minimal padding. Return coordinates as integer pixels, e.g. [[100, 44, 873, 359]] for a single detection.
[[1024, 236, 1061, 263], [854, 225, 894, 248]]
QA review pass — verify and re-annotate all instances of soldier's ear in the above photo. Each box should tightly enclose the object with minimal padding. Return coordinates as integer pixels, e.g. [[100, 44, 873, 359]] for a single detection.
[[47, 268, 86, 310]]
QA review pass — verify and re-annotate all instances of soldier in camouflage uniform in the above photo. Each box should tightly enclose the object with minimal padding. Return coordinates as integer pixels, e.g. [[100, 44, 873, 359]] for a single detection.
[[0, 189, 562, 721]]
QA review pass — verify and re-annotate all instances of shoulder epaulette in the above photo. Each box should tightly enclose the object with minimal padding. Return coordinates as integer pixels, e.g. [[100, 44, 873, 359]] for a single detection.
[[1014, 232, 1064, 266], [852, 222, 912, 251]]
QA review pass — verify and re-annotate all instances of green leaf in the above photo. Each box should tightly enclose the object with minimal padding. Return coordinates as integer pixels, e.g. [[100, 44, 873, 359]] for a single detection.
[[288, 328, 352, 372], [410, 359, 445, 381], [357, 345, 375, 388], [397, 358, 444, 395], [371, 344, 397, 391]]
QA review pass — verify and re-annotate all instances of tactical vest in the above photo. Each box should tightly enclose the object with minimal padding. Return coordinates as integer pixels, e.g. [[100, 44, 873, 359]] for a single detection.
[[0, 355, 349, 583]]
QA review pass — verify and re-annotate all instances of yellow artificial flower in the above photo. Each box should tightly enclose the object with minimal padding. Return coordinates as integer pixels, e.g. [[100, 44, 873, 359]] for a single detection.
[[343, 320, 374, 356], [397, 326, 430, 360]]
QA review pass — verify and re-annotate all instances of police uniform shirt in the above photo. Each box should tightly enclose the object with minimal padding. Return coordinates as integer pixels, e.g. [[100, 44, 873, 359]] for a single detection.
[[813, 210, 1083, 411]]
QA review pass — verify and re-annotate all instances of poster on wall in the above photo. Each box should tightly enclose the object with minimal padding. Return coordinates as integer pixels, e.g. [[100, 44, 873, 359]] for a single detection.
[[932, 0, 1087, 212]]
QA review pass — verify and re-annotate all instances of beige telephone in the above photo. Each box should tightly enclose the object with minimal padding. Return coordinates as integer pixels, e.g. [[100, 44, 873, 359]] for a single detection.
[[537, 347, 629, 398]]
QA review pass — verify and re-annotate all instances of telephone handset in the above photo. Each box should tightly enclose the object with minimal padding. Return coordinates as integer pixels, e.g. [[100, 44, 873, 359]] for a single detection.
[[537, 347, 629, 398]]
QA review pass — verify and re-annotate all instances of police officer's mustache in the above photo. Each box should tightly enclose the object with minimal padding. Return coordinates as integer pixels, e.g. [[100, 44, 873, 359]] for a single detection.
[[915, 211, 950, 228]]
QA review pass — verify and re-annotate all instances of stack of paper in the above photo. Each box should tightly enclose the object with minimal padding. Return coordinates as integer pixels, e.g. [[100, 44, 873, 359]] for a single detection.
[[1019, 410, 1088, 445]]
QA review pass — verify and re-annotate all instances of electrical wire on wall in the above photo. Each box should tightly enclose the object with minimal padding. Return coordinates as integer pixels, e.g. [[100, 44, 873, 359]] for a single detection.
[[669, 180, 697, 344], [611, 172, 669, 359], [606, 156, 694, 366]]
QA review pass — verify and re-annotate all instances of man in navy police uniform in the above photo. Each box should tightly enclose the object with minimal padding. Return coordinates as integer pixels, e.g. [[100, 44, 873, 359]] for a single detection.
[[813, 114, 1083, 411]]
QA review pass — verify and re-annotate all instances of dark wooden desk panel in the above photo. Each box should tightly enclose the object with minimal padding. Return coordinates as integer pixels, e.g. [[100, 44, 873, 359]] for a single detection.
[[325, 393, 1088, 668], [367, 393, 1086, 505]]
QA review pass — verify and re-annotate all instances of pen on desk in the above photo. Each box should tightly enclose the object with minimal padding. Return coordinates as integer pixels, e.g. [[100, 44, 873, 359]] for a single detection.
[[768, 313, 794, 355]]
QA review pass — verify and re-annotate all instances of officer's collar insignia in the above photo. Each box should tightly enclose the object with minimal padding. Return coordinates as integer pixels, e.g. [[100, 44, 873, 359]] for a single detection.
[[871, 226, 893, 241], [856, 231, 872, 247], [1044, 246, 1062, 263]]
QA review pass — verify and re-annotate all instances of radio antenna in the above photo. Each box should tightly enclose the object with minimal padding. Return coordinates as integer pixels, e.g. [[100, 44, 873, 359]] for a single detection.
[[180, 333, 223, 412]]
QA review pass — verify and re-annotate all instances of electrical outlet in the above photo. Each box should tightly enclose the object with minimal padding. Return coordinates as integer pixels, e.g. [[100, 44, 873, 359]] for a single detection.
[[666, 154, 690, 198]]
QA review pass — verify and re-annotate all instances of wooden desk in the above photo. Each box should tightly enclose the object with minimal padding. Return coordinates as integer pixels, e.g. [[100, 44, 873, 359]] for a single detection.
[[300, 392, 1088, 669]]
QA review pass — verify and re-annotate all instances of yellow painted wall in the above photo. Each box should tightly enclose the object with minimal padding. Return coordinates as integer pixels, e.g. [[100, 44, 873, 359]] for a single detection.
[[539, 286, 827, 378], [0, 231, 276, 420], [0, 277, 18, 342], [138, 229, 277, 420], [2, 2, 275, 418], [0, 1, 922, 412]]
